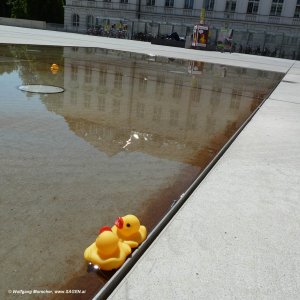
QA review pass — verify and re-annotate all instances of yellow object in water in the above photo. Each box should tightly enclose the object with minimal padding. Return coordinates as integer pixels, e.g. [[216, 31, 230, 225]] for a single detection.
[[84, 227, 131, 271], [112, 215, 147, 249], [50, 64, 59, 74]]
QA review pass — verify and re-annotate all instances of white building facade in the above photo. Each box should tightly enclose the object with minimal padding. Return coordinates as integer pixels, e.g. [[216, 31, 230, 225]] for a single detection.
[[64, 0, 300, 58]]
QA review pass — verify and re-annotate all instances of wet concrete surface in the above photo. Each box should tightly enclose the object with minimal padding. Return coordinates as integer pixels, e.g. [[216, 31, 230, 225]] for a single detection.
[[0, 44, 284, 299]]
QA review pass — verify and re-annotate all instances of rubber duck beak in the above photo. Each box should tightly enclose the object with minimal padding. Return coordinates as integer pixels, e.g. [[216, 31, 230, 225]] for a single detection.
[[115, 217, 124, 229]]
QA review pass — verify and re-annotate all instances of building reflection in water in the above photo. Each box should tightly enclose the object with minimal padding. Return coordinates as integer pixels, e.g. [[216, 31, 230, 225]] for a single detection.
[[43, 47, 282, 167]]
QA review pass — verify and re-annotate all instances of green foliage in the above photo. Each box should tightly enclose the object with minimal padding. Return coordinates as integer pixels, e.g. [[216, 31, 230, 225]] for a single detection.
[[6, 0, 65, 23], [0, 46, 17, 75], [8, 0, 27, 19]]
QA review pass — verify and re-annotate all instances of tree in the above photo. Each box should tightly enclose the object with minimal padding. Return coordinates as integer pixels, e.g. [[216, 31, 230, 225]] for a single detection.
[[6, 0, 65, 23], [8, 0, 27, 19], [26, 0, 65, 23], [0, 1, 11, 17], [46, 0, 65, 23]]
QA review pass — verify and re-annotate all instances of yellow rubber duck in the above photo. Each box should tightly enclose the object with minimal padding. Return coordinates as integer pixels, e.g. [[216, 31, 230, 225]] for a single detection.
[[112, 215, 147, 249], [50, 63, 59, 74], [84, 226, 131, 271]]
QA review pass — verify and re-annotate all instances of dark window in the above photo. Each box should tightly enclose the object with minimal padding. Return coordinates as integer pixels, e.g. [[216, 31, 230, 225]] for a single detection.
[[205, 0, 215, 11], [71, 64, 78, 81], [98, 96, 105, 111], [165, 0, 174, 7], [184, 0, 194, 9], [86, 15, 94, 27], [114, 71, 123, 89], [85, 65, 92, 83], [136, 103, 145, 118], [247, 0, 260, 14], [112, 98, 120, 114], [139, 73, 147, 93], [99, 68, 107, 86], [155, 75, 165, 96], [294, 0, 300, 17], [270, 0, 284, 16], [173, 77, 183, 98], [72, 14, 80, 27], [146, 0, 155, 6], [169, 109, 179, 126], [225, 1, 236, 12], [153, 106, 162, 122], [84, 94, 91, 108]]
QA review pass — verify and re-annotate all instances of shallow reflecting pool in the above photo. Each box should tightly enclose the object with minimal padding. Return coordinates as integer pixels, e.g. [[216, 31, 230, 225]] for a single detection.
[[0, 44, 284, 299]]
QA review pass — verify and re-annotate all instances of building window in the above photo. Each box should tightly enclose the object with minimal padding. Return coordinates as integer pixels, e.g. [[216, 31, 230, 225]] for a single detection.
[[71, 91, 77, 105], [146, 0, 155, 6], [206, 116, 216, 134], [156, 75, 165, 96], [85, 65, 92, 83], [98, 96, 105, 111], [291, 37, 298, 45], [84, 94, 91, 108], [72, 14, 80, 27], [247, 0, 260, 14], [99, 68, 107, 86], [173, 77, 183, 98], [139, 73, 147, 93], [225, 0, 236, 12], [187, 113, 197, 130], [189, 87, 201, 102], [270, 0, 284, 16], [114, 71, 123, 89], [136, 103, 145, 118], [295, 0, 300, 17], [184, 0, 194, 9], [169, 110, 179, 126], [112, 98, 120, 114], [85, 48, 94, 54], [153, 106, 162, 122], [71, 64, 78, 81], [210, 86, 222, 109], [165, 0, 174, 7], [230, 89, 241, 110], [205, 0, 214, 11], [86, 15, 94, 27], [120, 0, 128, 3]]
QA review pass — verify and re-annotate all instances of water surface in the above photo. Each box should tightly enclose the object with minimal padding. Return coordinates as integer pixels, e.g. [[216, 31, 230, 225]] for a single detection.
[[0, 44, 284, 299]]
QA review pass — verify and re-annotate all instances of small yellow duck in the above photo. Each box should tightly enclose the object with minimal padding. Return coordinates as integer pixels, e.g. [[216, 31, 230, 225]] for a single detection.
[[112, 215, 147, 249], [50, 63, 59, 74], [84, 226, 131, 271]]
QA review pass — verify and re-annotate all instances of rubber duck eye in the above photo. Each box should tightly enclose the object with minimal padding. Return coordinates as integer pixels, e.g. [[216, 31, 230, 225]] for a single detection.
[[126, 223, 131, 227]]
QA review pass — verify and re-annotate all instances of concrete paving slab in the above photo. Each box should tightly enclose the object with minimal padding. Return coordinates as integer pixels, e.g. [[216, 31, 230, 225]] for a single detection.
[[282, 74, 300, 83], [108, 87, 300, 300], [269, 70, 300, 104]]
